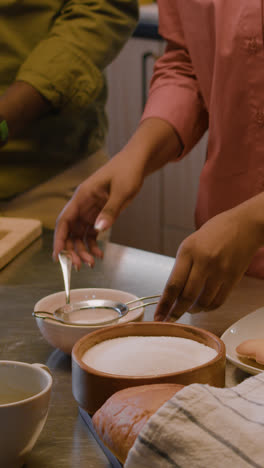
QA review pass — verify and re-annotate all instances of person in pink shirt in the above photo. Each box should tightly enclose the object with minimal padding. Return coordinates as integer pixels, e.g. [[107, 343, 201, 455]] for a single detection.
[[53, 0, 264, 322]]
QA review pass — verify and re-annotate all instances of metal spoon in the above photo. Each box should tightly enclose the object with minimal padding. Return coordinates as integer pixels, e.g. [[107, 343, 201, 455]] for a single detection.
[[58, 250, 72, 305]]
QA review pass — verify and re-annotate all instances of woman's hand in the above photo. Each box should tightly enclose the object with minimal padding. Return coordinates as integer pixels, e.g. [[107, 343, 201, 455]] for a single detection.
[[53, 118, 182, 269], [53, 152, 144, 269], [155, 198, 264, 321]]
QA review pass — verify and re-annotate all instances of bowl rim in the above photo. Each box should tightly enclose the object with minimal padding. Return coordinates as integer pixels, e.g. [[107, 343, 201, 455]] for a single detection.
[[72, 321, 226, 380], [34, 288, 144, 330], [0, 360, 53, 408]]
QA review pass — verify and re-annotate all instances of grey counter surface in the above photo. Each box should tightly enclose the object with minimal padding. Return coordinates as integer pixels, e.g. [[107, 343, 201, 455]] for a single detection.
[[1, 229, 263, 466]]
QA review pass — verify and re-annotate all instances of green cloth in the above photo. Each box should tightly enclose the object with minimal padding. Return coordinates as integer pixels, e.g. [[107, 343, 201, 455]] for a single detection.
[[0, 0, 138, 198]]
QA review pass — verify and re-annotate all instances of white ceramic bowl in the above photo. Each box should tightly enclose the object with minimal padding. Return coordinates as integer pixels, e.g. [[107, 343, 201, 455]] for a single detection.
[[0, 361, 52, 467], [34, 288, 144, 355]]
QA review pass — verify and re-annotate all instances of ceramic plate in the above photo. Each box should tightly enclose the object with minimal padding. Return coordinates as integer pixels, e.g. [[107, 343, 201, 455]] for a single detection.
[[221, 307, 264, 375]]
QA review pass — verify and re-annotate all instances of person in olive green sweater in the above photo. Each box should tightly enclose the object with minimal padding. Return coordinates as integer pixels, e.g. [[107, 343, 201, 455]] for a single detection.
[[0, 0, 138, 229]]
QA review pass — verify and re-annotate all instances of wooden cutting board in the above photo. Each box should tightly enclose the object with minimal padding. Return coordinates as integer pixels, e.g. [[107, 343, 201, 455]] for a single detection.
[[0, 217, 42, 269]]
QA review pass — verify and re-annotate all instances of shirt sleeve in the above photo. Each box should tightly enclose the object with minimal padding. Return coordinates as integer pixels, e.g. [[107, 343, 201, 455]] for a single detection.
[[142, 0, 208, 158], [16, 0, 139, 110]]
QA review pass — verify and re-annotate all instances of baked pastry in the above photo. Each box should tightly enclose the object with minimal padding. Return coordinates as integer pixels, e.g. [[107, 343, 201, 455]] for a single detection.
[[92, 383, 184, 464], [236, 339, 264, 365]]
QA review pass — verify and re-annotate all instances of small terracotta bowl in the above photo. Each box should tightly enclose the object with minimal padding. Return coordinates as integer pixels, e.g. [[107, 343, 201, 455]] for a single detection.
[[34, 289, 144, 355], [72, 321, 226, 414]]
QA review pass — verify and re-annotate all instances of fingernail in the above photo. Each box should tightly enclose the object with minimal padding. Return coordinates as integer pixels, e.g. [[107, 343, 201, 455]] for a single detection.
[[85, 262, 92, 268], [74, 264, 79, 272], [94, 219, 108, 231]]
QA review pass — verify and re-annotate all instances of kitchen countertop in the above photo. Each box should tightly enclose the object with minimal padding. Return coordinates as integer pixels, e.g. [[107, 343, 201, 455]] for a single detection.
[[1, 229, 263, 466]]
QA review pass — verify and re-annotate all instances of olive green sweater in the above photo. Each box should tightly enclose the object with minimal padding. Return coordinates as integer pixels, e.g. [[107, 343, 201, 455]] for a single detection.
[[0, 0, 138, 197]]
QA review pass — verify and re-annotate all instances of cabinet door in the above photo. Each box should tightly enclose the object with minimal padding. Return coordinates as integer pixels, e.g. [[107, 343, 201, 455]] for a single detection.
[[106, 38, 164, 155], [106, 38, 165, 253]]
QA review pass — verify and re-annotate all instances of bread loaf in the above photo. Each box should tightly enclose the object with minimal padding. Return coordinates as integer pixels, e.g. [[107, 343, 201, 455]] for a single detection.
[[92, 383, 184, 464], [236, 339, 264, 365]]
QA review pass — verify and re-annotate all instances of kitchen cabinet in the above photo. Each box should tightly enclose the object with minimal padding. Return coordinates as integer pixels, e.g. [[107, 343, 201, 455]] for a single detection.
[[106, 29, 207, 257], [106, 36, 163, 156]]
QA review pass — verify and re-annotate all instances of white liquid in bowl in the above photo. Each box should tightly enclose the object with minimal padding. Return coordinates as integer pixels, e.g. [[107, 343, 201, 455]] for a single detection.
[[81, 336, 217, 376]]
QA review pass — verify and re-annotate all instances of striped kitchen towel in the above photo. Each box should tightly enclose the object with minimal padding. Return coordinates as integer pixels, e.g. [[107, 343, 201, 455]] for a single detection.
[[125, 372, 264, 468]]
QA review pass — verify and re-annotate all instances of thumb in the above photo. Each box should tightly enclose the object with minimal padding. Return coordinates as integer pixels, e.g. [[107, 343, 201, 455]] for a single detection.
[[94, 191, 126, 232]]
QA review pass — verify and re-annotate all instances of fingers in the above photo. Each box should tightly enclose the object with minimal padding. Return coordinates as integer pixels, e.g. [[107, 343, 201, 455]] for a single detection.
[[156, 261, 240, 323], [53, 164, 140, 267], [53, 188, 104, 266], [204, 271, 243, 310], [94, 193, 125, 232], [164, 263, 209, 321], [154, 250, 193, 321], [191, 276, 223, 311], [154, 246, 228, 322], [153, 207, 254, 322], [64, 238, 82, 271], [53, 218, 69, 261], [53, 216, 102, 268], [94, 182, 138, 233], [72, 239, 95, 268], [86, 237, 104, 260], [53, 197, 79, 261]]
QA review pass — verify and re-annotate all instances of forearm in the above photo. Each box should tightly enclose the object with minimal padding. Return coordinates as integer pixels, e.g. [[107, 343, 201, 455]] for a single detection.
[[120, 117, 183, 177], [0, 81, 50, 138], [236, 192, 264, 248], [139, 0, 209, 158], [17, 0, 138, 112]]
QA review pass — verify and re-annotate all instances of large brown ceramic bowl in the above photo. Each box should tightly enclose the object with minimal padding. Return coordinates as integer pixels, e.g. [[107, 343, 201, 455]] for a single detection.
[[72, 322, 226, 414]]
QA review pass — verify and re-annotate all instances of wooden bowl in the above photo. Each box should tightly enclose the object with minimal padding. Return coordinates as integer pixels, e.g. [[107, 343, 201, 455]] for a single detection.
[[34, 289, 144, 355], [72, 322, 226, 414]]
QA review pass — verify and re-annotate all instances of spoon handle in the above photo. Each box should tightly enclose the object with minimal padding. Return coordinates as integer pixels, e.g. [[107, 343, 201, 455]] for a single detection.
[[58, 250, 72, 304], [125, 294, 161, 305], [128, 300, 159, 312]]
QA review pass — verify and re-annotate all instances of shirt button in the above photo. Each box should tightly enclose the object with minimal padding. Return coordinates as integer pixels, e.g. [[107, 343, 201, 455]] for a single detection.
[[246, 37, 259, 54], [256, 110, 264, 127]]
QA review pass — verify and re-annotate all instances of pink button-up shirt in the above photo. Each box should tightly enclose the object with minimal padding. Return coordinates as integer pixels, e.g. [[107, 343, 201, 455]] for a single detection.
[[143, 0, 264, 278]]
